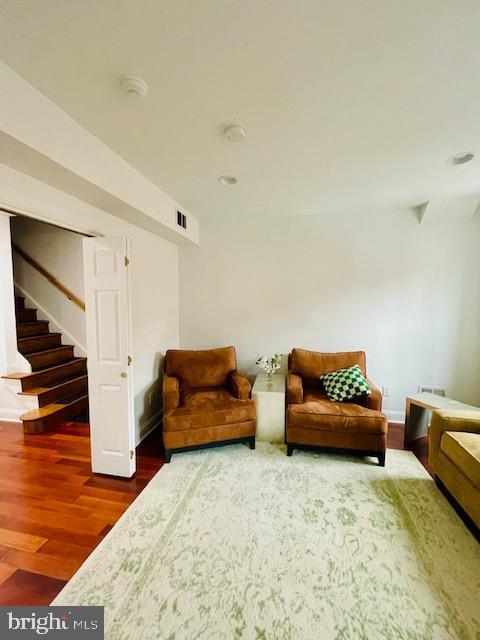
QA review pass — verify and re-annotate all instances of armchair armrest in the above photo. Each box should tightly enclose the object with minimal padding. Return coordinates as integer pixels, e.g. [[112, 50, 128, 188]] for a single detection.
[[229, 371, 252, 399], [163, 374, 180, 411], [287, 373, 303, 404], [430, 409, 480, 469], [362, 378, 382, 411]]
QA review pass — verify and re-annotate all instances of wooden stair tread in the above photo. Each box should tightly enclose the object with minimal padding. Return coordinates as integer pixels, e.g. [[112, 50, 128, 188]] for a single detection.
[[1, 372, 30, 380], [18, 386, 50, 396], [18, 375, 88, 396], [16, 309, 37, 321], [26, 346, 72, 358], [16, 321, 50, 338], [17, 333, 61, 343], [11, 296, 89, 433], [26, 346, 75, 371], [17, 334, 63, 355], [20, 394, 88, 421], [2, 358, 87, 381]]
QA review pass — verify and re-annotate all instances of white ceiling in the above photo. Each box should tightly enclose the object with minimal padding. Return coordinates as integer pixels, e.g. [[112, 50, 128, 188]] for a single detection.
[[1, 0, 480, 219]]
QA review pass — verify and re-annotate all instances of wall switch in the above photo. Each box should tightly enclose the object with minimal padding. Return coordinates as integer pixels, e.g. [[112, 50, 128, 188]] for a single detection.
[[382, 385, 391, 397]]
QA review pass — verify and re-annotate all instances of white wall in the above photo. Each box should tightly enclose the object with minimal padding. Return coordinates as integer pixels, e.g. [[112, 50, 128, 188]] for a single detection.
[[0, 61, 199, 245], [0, 164, 179, 442], [0, 214, 25, 373], [180, 211, 480, 420], [11, 217, 87, 354]]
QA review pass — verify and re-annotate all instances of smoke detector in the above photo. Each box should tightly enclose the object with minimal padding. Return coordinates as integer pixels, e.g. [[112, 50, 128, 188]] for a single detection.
[[120, 74, 149, 98], [446, 152, 474, 166], [223, 124, 246, 142], [218, 175, 238, 185]]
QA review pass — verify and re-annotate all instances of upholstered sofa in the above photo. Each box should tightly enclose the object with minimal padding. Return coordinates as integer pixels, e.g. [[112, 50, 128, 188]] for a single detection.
[[162, 346, 256, 462], [429, 409, 480, 529], [286, 349, 388, 465]]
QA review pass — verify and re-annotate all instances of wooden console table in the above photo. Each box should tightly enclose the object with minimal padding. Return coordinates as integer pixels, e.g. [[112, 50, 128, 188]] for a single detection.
[[404, 392, 480, 447]]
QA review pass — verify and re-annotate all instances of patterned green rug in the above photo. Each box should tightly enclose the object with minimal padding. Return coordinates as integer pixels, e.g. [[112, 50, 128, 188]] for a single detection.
[[53, 444, 480, 639]]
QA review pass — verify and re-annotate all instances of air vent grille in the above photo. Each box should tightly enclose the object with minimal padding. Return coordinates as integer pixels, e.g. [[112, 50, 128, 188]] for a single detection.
[[418, 385, 446, 397], [177, 210, 187, 229]]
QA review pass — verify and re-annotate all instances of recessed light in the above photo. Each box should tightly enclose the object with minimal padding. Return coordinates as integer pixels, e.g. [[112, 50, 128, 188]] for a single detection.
[[218, 175, 238, 185], [446, 152, 474, 166]]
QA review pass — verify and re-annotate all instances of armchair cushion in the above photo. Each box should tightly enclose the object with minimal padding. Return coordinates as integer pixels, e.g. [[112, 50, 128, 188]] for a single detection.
[[163, 388, 255, 432], [287, 390, 386, 435], [360, 379, 383, 411], [441, 431, 480, 490], [163, 374, 180, 411], [287, 373, 303, 404], [229, 371, 252, 399], [290, 349, 366, 386], [165, 346, 237, 389]]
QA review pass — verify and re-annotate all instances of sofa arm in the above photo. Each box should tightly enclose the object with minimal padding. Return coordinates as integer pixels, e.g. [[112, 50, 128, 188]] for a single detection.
[[287, 373, 303, 404], [362, 379, 382, 411], [429, 409, 480, 470], [230, 371, 252, 399], [163, 374, 180, 411]]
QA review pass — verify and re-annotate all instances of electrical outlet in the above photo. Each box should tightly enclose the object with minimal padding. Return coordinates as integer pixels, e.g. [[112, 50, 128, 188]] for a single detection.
[[382, 385, 391, 397]]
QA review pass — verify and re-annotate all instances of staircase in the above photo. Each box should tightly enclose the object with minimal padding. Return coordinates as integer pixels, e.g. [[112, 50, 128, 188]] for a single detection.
[[2, 295, 89, 433]]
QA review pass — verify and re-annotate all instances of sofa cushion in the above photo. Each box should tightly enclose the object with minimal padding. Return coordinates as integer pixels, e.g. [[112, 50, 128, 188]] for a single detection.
[[164, 388, 255, 432], [287, 389, 387, 435], [165, 346, 237, 389], [441, 431, 480, 490], [290, 349, 366, 385], [320, 364, 371, 402]]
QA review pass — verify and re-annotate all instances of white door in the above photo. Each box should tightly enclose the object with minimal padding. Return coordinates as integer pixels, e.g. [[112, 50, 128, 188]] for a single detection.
[[83, 236, 135, 477]]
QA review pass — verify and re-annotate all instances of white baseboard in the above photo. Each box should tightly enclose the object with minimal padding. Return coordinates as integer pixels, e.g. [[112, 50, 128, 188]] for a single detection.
[[137, 410, 163, 446], [15, 283, 87, 357], [0, 407, 23, 422], [384, 410, 405, 424]]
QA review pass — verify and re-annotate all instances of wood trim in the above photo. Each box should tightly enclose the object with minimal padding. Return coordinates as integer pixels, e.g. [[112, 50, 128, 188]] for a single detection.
[[12, 244, 85, 311]]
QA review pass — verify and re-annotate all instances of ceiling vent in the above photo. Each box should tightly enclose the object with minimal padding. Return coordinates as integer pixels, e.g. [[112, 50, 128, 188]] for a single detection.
[[177, 210, 187, 230]]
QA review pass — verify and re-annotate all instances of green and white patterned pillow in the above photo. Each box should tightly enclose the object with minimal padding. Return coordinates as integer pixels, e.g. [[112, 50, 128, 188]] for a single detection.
[[320, 365, 371, 402]]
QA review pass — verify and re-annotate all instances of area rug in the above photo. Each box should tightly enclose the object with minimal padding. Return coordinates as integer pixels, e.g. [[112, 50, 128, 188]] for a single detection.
[[53, 444, 480, 640]]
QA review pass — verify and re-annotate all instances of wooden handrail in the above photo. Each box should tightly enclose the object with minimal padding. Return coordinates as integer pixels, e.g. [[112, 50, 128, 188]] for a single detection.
[[13, 244, 85, 311]]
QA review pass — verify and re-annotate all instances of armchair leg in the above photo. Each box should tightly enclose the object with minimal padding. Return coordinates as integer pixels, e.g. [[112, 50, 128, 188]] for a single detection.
[[248, 436, 256, 450], [378, 451, 386, 467], [287, 444, 294, 457], [164, 449, 172, 463]]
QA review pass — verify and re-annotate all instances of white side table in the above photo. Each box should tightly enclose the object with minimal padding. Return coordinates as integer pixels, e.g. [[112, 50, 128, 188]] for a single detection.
[[404, 392, 480, 446], [252, 374, 286, 443]]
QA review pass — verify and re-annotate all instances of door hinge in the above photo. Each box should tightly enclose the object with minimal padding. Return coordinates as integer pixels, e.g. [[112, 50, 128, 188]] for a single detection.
[[127, 355, 132, 366], [124, 256, 129, 267], [130, 450, 134, 460]]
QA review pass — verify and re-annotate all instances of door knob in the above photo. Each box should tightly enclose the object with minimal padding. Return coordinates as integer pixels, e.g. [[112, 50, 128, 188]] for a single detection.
[[121, 372, 127, 378]]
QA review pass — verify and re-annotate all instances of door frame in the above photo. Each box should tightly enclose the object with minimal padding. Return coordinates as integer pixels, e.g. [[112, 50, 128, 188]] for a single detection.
[[1, 202, 136, 476], [0, 202, 100, 237]]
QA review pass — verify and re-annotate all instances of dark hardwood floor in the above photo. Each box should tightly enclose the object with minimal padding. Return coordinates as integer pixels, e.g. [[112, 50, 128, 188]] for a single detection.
[[0, 420, 165, 605], [0, 421, 468, 605]]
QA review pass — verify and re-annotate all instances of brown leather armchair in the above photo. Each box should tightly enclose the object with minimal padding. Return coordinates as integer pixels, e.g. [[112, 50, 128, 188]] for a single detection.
[[286, 349, 388, 465], [162, 346, 256, 462]]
